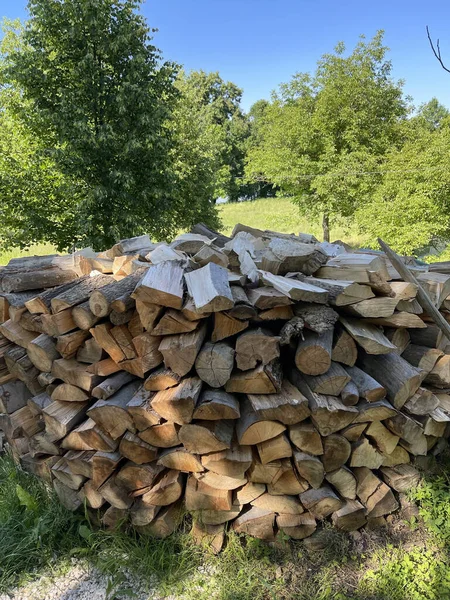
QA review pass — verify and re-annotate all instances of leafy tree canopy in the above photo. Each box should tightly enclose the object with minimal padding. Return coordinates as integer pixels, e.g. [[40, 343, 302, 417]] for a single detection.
[[4, 0, 222, 250], [246, 31, 410, 240]]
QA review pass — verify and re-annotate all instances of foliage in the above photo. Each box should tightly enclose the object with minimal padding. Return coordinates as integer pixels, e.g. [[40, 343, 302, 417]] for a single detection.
[[356, 118, 450, 255], [415, 97, 450, 131], [4, 0, 224, 250], [178, 70, 250, 202], [245, 31, 410, 240]]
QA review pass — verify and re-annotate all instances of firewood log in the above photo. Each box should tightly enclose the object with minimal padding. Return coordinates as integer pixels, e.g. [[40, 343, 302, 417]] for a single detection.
[[236, 397, 285, 445], [53, 479, 82, 511], [51, 275, 112, 313], [138, 422, 180, 448], [119, 431, 158, 464], [56, 330, 90, 360], [116, 461, 163, 492], [288, 421, 323, 455], [194, 471, 246, 491], [228, 286, 257, 320], [352, 399, 396, 423], [341, 422, 368, 442], [267, 463, 309, 495], [141, 470, 185, 506], [295, 329, 333, 376], [52, 458, 86, 490], [331, 500, 367, 531], [102, 506, 129, 530], [325, 467, 357, 500], [293, 450, 324, 489], [426, 355, 450, 388], [91, 451, 122, 488], [157, 447, 204, 472], [366, 312, 427, 329], [99, 475, 133, 509], [403, 388, 439, 416], [339, 316, 396, 354], [277, 512, 316, 539], [158, 324, 207, 377], [190, 521, 225, 555], [251, 492, 303, 514], [79, 480, 105, 509], [51, 383, 89, 402], [358, 351, 422, 409], [92, 371, 135, 400], [151, 377, 202, 424], [0, 320, 38, 350], [179, 420, 234, 454], [87, 381, 140, 439], [385, 327, 411, 354], [344, 365, 386, 402], [257, 432, 292, 464], [52, 358, 102, 392], [365, 421, 399, 455], [315, 253, 390, 283], [41, 309, 77, 337], [0, 380, 31, 414], [132, 261, 185, 309], [232, 506, 275, 540], [195, 341, 235, 387], [43, 400, 87, 441], [340, 381, 359, 406], [211, 311, 248, 342], [235, 328, 279, 371], [185, 263, 234, 313], [126, 387, 161, 431], [186, 476, 232, 511], [135, 301, 163, 332], [322, 434, 351, 472], [87, 358, 121, 376], [354, 467, 398, 518], [260, 270, 328, 303], [152, 309, 199, 336], [300, 486, 343, 518], [61, 418, 118, 452], [201, 443, 252, 479], [350, 437, 384, 469], [72, 302, 99, 330], [193, 389, 240, 420], [226, 360, 283, 394], [144, 366, 181, 391], [344, 297, 399, 318], [247, 380, 310, 425], [332, 328, 357, 366], [379, 464, 420, 492], [303, 361, 351, 396]]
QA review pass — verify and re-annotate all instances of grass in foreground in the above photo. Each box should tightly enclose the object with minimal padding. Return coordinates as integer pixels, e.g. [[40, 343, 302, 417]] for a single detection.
[[1, 453, 450, 599]]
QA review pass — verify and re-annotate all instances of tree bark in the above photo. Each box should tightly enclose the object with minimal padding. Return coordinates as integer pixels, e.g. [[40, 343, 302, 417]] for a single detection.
[[322, 213, 330, 243]]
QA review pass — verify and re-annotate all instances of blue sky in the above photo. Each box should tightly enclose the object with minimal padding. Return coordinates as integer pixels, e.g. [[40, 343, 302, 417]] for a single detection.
[[2, 0, 450, 111]]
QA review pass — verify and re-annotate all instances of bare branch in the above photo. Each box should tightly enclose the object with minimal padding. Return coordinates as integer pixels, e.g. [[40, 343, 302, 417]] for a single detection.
[[427, 26, 450, 74]]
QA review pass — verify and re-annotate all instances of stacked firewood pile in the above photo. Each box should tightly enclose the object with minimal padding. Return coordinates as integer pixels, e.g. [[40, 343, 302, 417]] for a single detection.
[[1, 222, 450, 551]]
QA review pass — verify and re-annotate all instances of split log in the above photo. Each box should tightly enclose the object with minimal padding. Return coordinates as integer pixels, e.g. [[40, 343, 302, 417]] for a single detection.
[[87, 381, 141, 439], [325, 467, 357, 500], [138, 422, 180, 448], [341, 381, 359, 406], [26, 334, 60, 372], [288, 422, 323, 455], [126, 387, 160, 431], [322, 434, 351, 472], [268, 462, 308, 495], [190, 521, 225, 555], [236, 481, 266, 504], [259, 237, 326, 275], [232, 506, 275, 540], [304, 277, 375, 305], [340, 316, 396, 354], [142, 471, 185, 506], [61, 418, 118, 452], [186, 476, 232, 511], [257, 432, 292, 464], [151, 309, 199, 336], [52, 358, 102, 392], [43, 401, 88, 441], [195, 342, 235, 387], [277, 512, 316, 539], [303, 361, 351, 396], [246, 286, 293, 310], [426, 355, 450, 388], [353, 399, 397, 423], [350, 437, 384, 469], [300, 486, 343, 518], [158, 447, 204, 472], [132, 261, 185, 309], [345, 297, 398, 318], [116, 461, 163, 492], [293, 451, 324, 489], [226, 360, 283, 394], [41, 309, 76, 336], [89, 323, 127, 363], [201, 444, 252, 479], [92, 371, 135, 400], [0, 320, 38, 350], [76, 338, 104, 364], [251, 492, 303, 514], [341, 423, 368, 442], [179, 420, 234, 454], [365, 421, 399, 455], [247, 456, 290, 485], [87, 358, 120, 376], [79, 481, 105, 509], [144, 366, 181, 391], [358, 351, 422, 409], [211, 311, 248, 342], [193, 389, 240, 420], [158, 324, 207, 377], [53, 479, 82, 511], [135, 301, 164, 332], [72, 302, 99, 330], [331, 328, 358, 366], [51, 383, 89, 402], [151, 377, 202, 425], [138, 502, 182, 538], [354, 467, 399, 518], [315, 253, 390, 283], [236, 397, 286, 445], [331, 500, 367, 531], [0, 380, 31, 414], [247, 380, 310, 425], [260, 270, 328, 304], [403, 387, 439, 416], [366, 313, 427, 329], [99, 475, 133, 509], [235, 328, 280, 371], [56, 330, 90, 360], [402, 344, 443, 374], [91, 451, 122, 488], [228, 286, 257, 320], [379, 464, 420, 493], [295, 330, 333, 376], [385, 327, 411, 354], [185, 263, 234, 312], [119, 431, 158, 464], [194, 471, 246, 491]]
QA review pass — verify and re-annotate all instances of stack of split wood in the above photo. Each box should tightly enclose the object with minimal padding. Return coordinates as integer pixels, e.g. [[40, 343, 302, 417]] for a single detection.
[[2, 223, 450, 551]]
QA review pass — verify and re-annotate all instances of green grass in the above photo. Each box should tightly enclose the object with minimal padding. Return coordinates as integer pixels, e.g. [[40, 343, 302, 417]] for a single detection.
[[0, 243, 57, 266], [2, 452, 450, 599], [218, 197, 369, 247]]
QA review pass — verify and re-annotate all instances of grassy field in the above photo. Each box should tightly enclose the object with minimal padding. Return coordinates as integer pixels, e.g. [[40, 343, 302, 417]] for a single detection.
[[1, 452, 450, 599], [0, 197, 370, 265]]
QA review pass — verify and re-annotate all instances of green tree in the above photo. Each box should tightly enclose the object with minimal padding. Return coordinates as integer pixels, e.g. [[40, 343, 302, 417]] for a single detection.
[[246, 32, 409, 241], [180, 70, 249, 202], [6, 0, 215, 250], [356, 117, 450, 255], [0, 19, 81, 251], [415, 97, 450, 131]]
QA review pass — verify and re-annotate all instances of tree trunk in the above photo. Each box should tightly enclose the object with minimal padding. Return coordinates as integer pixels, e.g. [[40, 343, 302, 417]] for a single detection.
[[322, 213, 330, 243]]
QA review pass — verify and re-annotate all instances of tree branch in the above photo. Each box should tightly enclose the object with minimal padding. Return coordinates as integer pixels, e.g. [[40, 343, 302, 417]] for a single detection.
[[427, 26, 450, 74]]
